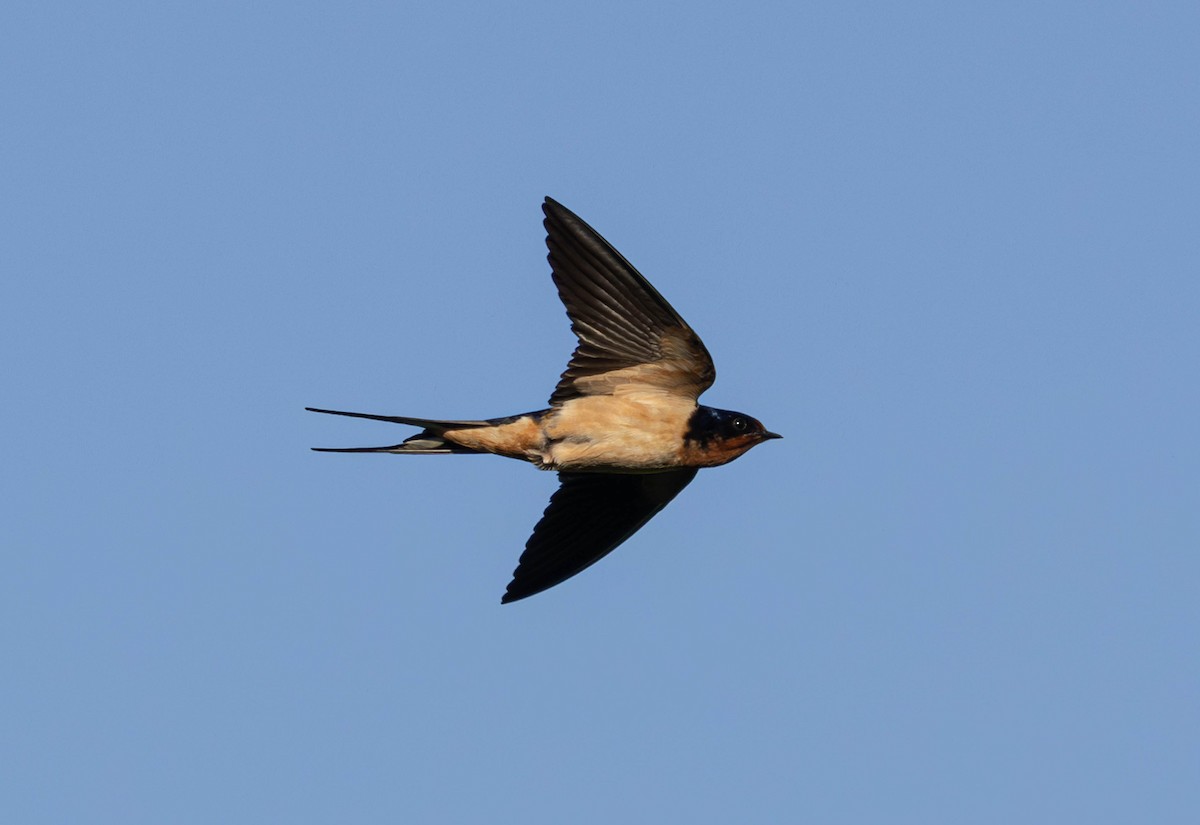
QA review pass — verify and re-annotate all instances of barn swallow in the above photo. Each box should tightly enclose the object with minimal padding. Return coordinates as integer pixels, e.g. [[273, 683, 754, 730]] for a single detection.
[[308, 197, 780, 603]]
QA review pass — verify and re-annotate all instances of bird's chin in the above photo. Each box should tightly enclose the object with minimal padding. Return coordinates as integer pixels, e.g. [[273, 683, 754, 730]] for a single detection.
[[685, 435, 774, 467], [735, 431, 782, 457]]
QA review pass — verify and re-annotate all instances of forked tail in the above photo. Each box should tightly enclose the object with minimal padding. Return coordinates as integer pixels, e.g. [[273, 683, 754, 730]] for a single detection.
[[305, 407, 496, 454]]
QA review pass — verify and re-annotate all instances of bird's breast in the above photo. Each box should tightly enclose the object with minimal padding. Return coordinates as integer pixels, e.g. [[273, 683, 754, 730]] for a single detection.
[[541, 393, 697, 472]]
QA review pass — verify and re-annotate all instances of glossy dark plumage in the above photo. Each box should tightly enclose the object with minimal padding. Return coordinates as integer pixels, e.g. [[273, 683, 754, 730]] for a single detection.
[[503, 469, 698, 604]]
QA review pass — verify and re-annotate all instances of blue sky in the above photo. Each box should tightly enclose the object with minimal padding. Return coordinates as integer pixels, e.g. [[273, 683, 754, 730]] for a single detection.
[[3, 2, 1197, 822]]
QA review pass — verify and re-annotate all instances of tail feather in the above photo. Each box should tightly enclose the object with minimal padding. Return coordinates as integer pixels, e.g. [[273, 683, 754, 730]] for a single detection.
[[305, 406, 495, 455], [305, 407, 493, 431], [311, 440, 478, 454]]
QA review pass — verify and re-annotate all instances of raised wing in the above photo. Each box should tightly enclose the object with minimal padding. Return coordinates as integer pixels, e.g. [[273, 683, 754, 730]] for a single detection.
[[543, 197, 715, 406], [501, 469, 699, 604]]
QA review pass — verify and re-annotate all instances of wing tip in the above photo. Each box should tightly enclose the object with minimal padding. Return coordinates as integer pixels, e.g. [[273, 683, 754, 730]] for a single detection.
[[500, 583, 536, 605]]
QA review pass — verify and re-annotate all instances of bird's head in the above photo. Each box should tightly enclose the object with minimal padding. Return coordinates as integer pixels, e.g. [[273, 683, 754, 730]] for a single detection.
[[682, 406, 781, 467]]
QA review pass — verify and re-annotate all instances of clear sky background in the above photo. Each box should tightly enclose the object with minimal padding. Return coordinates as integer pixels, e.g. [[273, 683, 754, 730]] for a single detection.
[[3, 3, 1197, 823]]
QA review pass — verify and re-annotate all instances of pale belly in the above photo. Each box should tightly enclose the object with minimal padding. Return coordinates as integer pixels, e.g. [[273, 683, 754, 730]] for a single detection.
[[534, 394, 695, 472]]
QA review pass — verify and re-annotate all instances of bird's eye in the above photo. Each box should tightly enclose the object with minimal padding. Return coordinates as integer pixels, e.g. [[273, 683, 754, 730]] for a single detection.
[[731, 417, 748, 432]]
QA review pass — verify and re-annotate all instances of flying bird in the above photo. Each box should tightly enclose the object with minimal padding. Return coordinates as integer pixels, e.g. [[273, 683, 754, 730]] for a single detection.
[[308, 197, 780, 603]]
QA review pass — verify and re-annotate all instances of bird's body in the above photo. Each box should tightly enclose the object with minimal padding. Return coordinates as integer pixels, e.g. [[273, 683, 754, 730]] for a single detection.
[[309, 198, 779, 603]]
